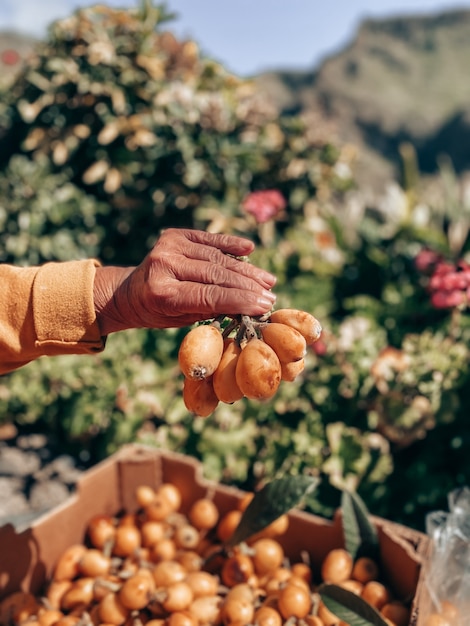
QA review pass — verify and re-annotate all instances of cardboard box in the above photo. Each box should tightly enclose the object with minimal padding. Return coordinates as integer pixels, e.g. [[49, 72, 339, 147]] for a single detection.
[[0, 444, 430, 624]]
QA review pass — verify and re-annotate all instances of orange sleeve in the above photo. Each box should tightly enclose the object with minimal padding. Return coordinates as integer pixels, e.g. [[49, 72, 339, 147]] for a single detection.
[[0, 260, 106, 375]]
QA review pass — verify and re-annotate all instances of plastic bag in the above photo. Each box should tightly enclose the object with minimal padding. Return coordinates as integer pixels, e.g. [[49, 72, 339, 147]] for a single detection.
[[420, 487, 470, 625]]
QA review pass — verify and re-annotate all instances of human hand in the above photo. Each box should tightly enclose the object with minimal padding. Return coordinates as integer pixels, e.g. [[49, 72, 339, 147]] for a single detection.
[[94, 228, 277, 335]]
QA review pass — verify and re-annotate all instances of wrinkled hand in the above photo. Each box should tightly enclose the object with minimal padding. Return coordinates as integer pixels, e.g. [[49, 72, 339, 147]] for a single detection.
[[94, 228, 277, 336]]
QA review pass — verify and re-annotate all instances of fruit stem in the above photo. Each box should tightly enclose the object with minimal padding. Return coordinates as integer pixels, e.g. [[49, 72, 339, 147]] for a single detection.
[[241, 315, 258, 342], [75, 611, 95, 626], [222, 316, 240, 339], [231, 315, 265, 346], [211, 318, 223, 331], [253, 312, 272, 323]]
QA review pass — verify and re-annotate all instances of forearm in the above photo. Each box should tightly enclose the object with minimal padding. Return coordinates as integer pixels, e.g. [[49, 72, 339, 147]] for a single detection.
[[0, 230, 276, 374]]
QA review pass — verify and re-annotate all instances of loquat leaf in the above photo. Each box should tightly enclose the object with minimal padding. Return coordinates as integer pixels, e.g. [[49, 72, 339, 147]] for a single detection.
[[227, 474, 319, 546], [341, 489, 380, 561], [319, 583, 390, 626]]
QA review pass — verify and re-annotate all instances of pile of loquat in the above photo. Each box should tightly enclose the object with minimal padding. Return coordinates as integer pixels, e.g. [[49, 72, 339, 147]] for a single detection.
[[0, 480, 435, 626]]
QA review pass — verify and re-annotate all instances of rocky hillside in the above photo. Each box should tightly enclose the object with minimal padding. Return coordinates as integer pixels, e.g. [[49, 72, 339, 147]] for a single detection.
[[255, 9, 470, 191]]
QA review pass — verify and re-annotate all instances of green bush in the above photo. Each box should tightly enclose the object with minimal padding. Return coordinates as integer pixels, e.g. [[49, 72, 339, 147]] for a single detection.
[[2, 2, 470, 530], [0, 2, 349, 265]]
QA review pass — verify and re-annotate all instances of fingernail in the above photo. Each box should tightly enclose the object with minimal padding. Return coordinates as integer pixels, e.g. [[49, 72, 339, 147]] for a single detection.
[[257, 298, 274, 309], [261, 271, 277, 286], [258, 294, 276, 309], [263, 289, 277, 302]]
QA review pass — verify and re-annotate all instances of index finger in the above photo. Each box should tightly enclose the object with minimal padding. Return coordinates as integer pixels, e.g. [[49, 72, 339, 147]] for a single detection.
[[175, 229, 256, 257]]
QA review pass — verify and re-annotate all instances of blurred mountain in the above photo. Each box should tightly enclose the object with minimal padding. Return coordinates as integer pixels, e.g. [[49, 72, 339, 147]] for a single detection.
[[254, 9, 470, 191]]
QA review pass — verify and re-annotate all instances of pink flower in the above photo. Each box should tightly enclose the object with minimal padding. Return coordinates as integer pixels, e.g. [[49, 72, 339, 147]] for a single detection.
[[440, 272, 469, 291], [414, 249, 442, 274], [430, 290, 465, 309], [1, 49, 20, 66], [312, 338, 327, 356], [242, 190, 286, 224], [432, 261, 455, 276]]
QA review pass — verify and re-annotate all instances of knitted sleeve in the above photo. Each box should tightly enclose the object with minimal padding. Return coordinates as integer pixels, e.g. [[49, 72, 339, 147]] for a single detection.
[[0, 260, 106, 374]]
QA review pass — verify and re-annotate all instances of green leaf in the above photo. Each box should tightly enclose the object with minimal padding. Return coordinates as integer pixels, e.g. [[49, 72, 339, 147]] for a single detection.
[[319, 584, 389, 626], [341, 489, 380, 561], [227, 475, 319, 546]]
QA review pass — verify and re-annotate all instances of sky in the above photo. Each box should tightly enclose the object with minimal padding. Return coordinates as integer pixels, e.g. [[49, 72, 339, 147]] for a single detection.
[[1, 0, 470, 76]]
